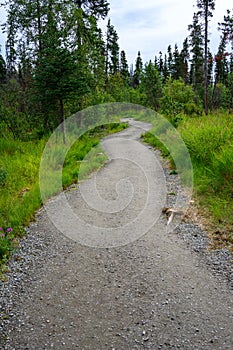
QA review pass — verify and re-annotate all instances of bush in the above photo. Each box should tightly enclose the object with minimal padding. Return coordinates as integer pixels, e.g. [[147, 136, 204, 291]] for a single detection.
[[211, 83, 232, 110], [159, 78, 201, 123]]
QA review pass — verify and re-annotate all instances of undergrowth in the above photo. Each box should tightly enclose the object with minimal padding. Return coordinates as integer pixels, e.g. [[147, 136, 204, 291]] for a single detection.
[[179, 113, 233, 249], [0, 122, 127, 268], [143, 111, 233, 249]]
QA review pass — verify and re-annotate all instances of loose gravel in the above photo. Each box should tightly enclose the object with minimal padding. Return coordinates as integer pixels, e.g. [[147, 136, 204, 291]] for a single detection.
[[0, 120, 232, 350]]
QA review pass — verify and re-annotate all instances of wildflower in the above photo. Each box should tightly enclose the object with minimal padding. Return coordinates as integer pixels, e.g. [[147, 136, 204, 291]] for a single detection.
[[6, 227, 13, 233], [0, 227, 3, 230], [1, 233, 4, 238]]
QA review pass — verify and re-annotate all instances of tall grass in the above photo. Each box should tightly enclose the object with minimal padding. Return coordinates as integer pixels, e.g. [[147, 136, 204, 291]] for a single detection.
[[143, 111, 233, 248], [0, 123, 127, 265], [179, 113, 233, 247]]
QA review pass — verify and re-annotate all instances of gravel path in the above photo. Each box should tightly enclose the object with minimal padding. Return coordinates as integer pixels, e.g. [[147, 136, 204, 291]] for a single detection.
[[0, 120, 232, 350]]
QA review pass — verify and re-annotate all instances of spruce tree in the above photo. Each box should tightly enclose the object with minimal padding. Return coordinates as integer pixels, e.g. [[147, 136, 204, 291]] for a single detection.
[[120, 50, 130, 85], [158, 51, 163, 76], [74, 0, 109, 20], [0, 54, 7, 85], [215, 35, 229, 84], [172, 44, 181, 79], [167, 45, 173, 77], [180, 38, 190, 84], [163, 54, 169, 81], [141, 61, 162, 110], [133, 51, 143, 88], [188, 13, 204, 94], [154, 55, 159, 70], [105, 19, 120, 77], [211, 34, 229, 109], [196, 0, 216, 114], [219, 9, 233, 49]]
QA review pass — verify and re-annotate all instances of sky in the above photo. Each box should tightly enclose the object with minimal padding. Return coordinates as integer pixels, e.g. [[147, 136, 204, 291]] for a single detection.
[[104, 0, 231, 65], [0, 0, 231, 65]]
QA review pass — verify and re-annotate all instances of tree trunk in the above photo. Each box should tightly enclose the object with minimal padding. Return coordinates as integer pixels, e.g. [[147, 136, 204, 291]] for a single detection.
[[36, 0, 43, 56], [204, 1, 209, 115], [211, 73, 219, 111]]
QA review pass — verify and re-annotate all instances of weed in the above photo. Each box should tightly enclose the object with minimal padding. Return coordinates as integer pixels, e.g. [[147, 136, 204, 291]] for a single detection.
[[0, 227, 18, 261]]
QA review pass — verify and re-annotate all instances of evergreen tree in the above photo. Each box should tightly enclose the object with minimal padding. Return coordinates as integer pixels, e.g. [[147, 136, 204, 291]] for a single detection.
[[180, 38, 190, 84], [3, 0, 49, 65], [33, 3, 91, 136], [86, 22, 106, 89], [158, 51, 163, 76], [74, 0, 109, 20], [105, 19, 120, 76], [34, 47, 89, 142], [214, 35, 229, 84], [154, 55, 159, 70], [133, 51, 143, 88], [4, 0, 18, 79], [163, 54, 169, 81], [141, 61, 162, 110], [188, 13, 204, 93], [172, 43, 181, 79], [196, 0, 216, 114], [219, 9, 233, 50], [120, 50, 130, 84], [207, 50, 213, 85], [3, 0, 110, 72], [211, 34, 229, 109], [0, 54, 7, 85], [167, 45, 173, 77]]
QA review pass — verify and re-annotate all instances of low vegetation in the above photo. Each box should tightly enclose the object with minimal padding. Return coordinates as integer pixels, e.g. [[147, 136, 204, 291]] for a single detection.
[[0, 123, 127, 266], [180, 113, 233, 249], [0, 0, 232, 267], [143, 111, 233, 250]]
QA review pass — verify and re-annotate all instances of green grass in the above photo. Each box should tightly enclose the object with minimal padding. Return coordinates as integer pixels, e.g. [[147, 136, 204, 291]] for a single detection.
[[179, 112, 233, 248], [0, 123, 128, 267], [143, 111, 233, 249]]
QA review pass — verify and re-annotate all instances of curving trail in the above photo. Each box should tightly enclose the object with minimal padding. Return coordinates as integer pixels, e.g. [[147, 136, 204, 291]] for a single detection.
[[1, 120, 232, 349]]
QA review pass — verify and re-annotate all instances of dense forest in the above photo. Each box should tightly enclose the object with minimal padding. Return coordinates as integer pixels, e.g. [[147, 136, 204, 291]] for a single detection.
[[0, 0, 232, 137], [0, 0, 233, 262]]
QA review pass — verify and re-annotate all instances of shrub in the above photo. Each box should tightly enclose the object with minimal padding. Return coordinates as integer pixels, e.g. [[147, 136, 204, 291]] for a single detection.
[[159, 78, 201, 124]]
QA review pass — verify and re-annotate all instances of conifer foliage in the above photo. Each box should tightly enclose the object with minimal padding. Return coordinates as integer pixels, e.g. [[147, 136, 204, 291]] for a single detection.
[[0, 0, 232, 139]]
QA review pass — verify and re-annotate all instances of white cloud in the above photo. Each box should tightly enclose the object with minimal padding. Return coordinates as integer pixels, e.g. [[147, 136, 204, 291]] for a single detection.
[[0, 0, 231, 63], [0, 8, 7, 54], [107, 0, 232, 64]]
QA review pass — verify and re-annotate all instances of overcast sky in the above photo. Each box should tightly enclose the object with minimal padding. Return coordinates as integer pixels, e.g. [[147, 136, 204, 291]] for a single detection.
[[0, 0, 231, 64], [106, 0, 231, 65]]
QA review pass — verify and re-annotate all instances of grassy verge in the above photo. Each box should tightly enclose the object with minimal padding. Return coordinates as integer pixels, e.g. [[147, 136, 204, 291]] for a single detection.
[[0, 123, 127, 268], [179, 112, 233, 249], [143, 111, 233, 250]]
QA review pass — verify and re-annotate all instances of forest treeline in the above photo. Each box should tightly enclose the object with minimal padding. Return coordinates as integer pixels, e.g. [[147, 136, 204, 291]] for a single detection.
[[0, 1, 233, 262], [0, 0, 232, 139]]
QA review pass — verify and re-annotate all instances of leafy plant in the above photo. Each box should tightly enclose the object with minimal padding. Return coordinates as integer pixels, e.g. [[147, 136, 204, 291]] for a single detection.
[[159, 78, 201, 123], [0, 227, 16, 261]]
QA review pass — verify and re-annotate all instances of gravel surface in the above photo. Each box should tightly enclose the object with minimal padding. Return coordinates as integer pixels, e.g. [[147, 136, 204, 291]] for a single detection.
[[0, 120, 232, 350]]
